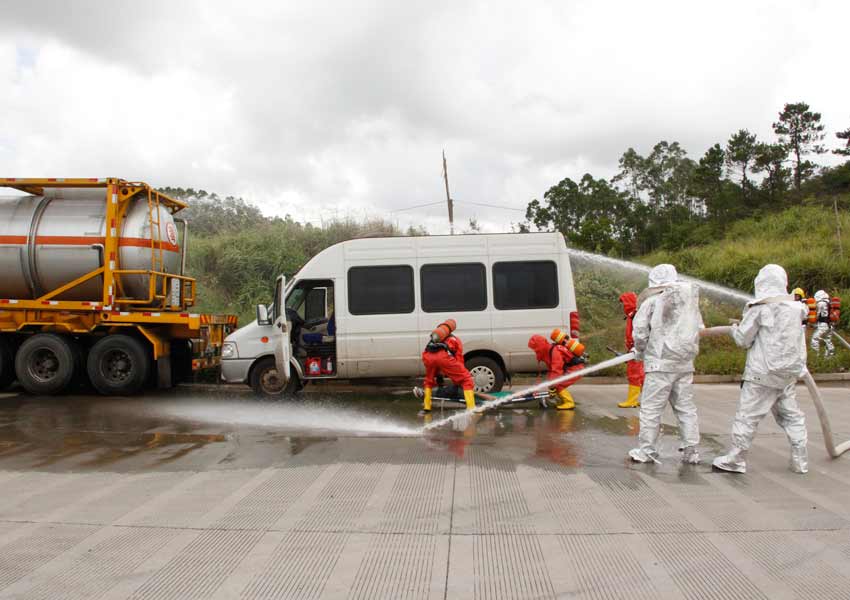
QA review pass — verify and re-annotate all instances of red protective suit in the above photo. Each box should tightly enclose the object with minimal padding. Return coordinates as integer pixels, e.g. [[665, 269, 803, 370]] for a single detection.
[[620, 292, 645, 387], [422, 335, 474, 391], [528, 334, 584, 391]]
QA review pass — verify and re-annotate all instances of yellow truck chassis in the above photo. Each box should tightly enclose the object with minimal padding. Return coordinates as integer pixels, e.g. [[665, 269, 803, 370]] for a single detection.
[[0, 178, 237, 394]]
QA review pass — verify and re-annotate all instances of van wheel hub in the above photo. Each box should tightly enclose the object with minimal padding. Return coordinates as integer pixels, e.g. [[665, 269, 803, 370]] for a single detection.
[[470, 366, 496, 392]]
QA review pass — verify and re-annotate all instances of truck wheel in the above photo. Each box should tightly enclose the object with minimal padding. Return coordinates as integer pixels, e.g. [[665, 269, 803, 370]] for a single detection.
[[466, 356, 505, 393], [15, 334, 78, 395], [0, 338, 15, 390], [250, 357, 300, 397], [87, 335, 150, 396]]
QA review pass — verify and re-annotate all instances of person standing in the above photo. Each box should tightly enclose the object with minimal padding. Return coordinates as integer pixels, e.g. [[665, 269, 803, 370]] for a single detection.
[[628, 264, 703, 464], [617, 292, 644, 408], [528, 333, 585, 410], [419, 319, 475, 413], [792, 287, 808, 326], [713, 264, 808, 474], [810, 290, 835, 357]]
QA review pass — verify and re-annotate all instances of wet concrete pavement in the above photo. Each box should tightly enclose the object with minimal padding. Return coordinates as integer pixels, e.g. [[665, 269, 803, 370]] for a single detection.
[[0, 382, 848, 598]]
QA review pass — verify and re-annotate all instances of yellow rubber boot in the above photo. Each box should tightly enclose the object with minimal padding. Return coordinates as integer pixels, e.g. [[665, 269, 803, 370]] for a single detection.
[[556, 389, 575, 410], [463, 389, 476, 410], [618, 385, 641, 408], [423, 387, 432, 412]]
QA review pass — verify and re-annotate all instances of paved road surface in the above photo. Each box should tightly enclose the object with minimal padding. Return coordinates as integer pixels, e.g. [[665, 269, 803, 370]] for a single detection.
[[0, 383, 847, 599]]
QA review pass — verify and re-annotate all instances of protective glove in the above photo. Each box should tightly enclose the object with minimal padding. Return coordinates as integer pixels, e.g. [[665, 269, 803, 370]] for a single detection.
[[548, 388, 558, 399]]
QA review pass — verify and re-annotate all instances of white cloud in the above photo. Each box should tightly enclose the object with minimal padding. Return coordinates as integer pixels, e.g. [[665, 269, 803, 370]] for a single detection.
[[1, 0, 848, 234]]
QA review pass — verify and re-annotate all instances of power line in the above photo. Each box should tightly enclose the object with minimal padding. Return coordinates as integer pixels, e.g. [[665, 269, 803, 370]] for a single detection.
[[454, 199, 526, 212], [389, 200, 445, 213]]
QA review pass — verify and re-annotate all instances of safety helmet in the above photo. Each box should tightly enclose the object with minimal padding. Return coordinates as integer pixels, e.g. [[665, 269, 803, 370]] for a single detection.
[[792, 287, 806, 299], [430, 319, 457, 343], [550, 328, 568, 344]]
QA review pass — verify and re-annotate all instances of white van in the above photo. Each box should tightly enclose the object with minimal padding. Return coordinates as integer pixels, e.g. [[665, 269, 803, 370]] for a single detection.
[[220, 232, 579, 395]]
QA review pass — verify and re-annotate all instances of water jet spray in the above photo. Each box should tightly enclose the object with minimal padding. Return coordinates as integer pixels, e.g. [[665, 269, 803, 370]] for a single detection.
[[566, 248, 753, 304]]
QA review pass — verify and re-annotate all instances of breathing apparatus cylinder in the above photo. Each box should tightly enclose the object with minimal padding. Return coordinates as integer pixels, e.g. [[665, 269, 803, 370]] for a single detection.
[[830, 297, 841, 324], [807, 298, 817, 325], [430, 319, 457, 344]]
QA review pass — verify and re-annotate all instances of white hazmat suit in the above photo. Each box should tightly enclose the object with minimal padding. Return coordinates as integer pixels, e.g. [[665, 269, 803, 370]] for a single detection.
[[713, 265, 809, 474], [629, 264, 704, 464], [810, 289, 835, 356]]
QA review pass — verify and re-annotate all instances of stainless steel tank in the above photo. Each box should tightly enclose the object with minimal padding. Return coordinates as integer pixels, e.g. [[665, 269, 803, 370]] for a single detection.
[[0, 188, 181, 301]]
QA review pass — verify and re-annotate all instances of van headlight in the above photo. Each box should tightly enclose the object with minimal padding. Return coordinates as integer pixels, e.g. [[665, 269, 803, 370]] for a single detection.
[[222, 342, 238, 359]]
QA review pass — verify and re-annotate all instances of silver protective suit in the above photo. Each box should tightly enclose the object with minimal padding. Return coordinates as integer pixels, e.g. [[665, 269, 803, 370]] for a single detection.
[[629, 264, 703, 464], [810, 289, 835, 356], [712, 264, 809, 474]]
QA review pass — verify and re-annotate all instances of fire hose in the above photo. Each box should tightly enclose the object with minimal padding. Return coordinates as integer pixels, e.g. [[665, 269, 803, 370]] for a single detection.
[[701, 325, 850, 458], [423, 352, 636, 431], [426, 326, 850, 458]]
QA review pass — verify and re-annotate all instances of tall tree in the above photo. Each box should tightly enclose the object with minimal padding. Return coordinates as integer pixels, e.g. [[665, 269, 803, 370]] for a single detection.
[[612, 148, 647, 202], [725, 129, 758, 190], [690, 144, 725, 218], [834, 126, 850, 156], [752, 143, 790, 203], [643, 141, 695, 210], [525, 174, 630, 254], [772, 102, 826, 191]]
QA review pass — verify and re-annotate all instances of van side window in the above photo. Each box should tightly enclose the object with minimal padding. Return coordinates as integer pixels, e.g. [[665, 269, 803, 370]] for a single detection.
[[348, 265, 415, 315], [493, 261, 558, 310], [421, 263, 487, 312]]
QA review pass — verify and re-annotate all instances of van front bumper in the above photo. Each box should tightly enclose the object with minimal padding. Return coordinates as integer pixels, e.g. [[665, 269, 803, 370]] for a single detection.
[[221, 358, 253, 384]]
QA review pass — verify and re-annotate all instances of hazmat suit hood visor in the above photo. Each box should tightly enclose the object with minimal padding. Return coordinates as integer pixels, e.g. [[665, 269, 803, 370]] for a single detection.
[[528, 334, 549, 362], [752, 264, 788, 302], [815, 290, 829, 302], [620, 292, 637, 316], [648, 264, 678, 287]]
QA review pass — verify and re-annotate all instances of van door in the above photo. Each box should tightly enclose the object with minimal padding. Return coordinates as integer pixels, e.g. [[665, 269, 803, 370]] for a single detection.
[[272, 275, 292, 382], [343, 264, 420, 376]]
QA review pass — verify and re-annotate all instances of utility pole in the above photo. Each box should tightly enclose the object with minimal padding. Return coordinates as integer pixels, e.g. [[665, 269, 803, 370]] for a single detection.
[[442, 149, 454, 235]]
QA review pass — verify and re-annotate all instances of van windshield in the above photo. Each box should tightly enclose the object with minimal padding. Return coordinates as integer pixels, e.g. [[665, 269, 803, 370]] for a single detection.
[[286, 288, 306, 312]]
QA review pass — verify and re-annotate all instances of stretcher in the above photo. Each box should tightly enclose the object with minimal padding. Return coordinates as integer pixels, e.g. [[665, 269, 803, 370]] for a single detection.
[[430, 389, 551, 409]]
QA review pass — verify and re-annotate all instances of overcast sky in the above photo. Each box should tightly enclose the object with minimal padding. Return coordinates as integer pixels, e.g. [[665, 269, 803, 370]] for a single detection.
[[1, 1, 848, 233]]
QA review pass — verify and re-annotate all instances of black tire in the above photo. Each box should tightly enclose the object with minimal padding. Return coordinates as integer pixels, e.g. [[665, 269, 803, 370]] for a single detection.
[[465, 356, 505, 393], [0, 337, 15, 390], [250, 357, 300, 398], [86, 335, 150, 396], [15, 334, 78, 395]]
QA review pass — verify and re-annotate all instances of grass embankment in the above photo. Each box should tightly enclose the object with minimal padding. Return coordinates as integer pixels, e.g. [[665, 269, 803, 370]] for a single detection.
[[584, 203, 850, 375]]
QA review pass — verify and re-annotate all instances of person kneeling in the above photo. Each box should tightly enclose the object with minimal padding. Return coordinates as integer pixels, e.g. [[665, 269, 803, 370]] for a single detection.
[[528, 331, 585, 410]]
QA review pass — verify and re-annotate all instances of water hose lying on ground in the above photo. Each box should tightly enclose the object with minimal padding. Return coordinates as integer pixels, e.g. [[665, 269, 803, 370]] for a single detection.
[[422, 352, 636, 431], [701, 325, 850, 458]]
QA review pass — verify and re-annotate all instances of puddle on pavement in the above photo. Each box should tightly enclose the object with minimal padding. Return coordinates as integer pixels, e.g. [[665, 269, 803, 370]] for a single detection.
[[0, 389, 726, 473]]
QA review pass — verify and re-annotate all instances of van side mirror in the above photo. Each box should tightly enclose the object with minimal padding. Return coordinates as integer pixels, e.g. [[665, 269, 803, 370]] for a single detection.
[[256, 304, 271, 326]]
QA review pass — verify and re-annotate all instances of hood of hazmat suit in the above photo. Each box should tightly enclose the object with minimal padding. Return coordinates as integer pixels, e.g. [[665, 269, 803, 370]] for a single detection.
[[814, 289, 829, 303], [632, 269, 703, 373], [648, 263, 678, 287], [528, 334, 550, 363], [733, 264, 808, 388], [620, 292, 637, 317]]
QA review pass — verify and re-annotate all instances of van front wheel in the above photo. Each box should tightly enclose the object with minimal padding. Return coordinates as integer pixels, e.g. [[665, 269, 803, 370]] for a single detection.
[[250, 357, 300, 398], [465, 356, 504, 393]]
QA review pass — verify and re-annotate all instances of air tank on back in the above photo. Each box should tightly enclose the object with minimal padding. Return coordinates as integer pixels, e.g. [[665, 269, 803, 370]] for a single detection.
[[0, 188, 182, 302]]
